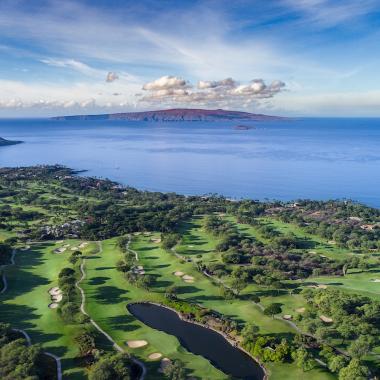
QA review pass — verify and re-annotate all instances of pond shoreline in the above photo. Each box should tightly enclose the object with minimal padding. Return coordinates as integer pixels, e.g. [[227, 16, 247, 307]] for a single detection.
[[127, 301, 268, 380]]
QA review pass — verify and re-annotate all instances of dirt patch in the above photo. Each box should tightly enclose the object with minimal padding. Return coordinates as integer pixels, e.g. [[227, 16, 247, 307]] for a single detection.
[[127, 340, 148, 348], [148, 352, 162, 360]]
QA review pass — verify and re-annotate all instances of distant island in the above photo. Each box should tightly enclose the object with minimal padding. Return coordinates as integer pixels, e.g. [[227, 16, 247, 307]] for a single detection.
[[52, 108, 284, 122], [0, 137, 22, 146]]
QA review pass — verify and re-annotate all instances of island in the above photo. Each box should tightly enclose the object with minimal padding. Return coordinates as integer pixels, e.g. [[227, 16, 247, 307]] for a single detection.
[[52, 108, 285, 122], [0, 165, 379, 380], [0, 137, 22, 146]]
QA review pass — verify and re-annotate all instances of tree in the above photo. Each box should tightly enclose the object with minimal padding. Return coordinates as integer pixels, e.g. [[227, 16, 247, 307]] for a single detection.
[[163, 359, 186, 380], [291, 347, 314, 372], [165, 285, 179, 299], [338, 359, 369, 380], [328, 355, 347, 373], [348, 335, 374, 359], [241, 322, 260, 343], [264, 303, 282, 318], [231, 277, 247, 296], [89, 353, 131, 380]]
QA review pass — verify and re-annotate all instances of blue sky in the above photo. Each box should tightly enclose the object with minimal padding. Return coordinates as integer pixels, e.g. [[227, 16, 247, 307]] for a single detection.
[[0, 0, 380, 116]]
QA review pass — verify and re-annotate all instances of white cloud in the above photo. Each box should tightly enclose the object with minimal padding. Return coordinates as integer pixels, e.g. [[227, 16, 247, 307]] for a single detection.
[[141, 76, 286, 107], [106, 72, 119, 82], [142, 75, 190, 91], [197, 78, 237, 89]]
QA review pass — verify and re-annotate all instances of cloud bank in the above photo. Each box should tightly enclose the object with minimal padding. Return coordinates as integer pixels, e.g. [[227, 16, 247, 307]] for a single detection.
[[140, 76, 285, 107]]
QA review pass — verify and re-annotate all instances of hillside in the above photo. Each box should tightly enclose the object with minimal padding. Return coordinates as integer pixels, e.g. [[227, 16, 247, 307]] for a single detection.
[[0, 137, 22, 146], [52, 108, 284, 121]]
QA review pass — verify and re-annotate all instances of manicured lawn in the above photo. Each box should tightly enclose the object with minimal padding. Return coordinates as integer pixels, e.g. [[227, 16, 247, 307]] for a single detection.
[[0, 240, 96, 379], [82, 237, 228, 380]]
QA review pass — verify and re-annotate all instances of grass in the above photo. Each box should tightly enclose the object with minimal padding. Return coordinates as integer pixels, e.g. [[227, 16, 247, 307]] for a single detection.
[[82, 237, 228, 380], [0, 240, 97, 379]]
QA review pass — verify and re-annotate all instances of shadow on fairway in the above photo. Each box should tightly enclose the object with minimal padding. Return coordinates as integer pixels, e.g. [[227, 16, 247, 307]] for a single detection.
[[95, 285, 129, 304], [107, 314, 140, 332], [88, 276, 110, 285]]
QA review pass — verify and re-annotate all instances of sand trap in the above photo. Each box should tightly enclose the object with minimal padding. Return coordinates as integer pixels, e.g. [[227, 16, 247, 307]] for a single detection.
[[52, 294, 63, 303], [296, 307, 306, 313], [283, 314, 292, 320], [48, 303, 59, 309], [70, 247, 79, 251], [182, 275, 194, 281], [79, 242, 88, 248], [127, 340, 148, 348], [188, 245, 194, 248], [137, 265, 144, 270], [317, 284, 328, 289], [57, 240, 64, 244], [174, 271, 185, 277], [372, 279, 380, 282], [320, 315, 333, 323], [139, 270, 145, 275], [148, 352, 162, 360], [151, 238, 161, 243], [54, 247, 66, 254], [63, 244, 70, 248], [48, 287, 62, 296], [184, 279, 194, 283], [20, 245, 30, 251]]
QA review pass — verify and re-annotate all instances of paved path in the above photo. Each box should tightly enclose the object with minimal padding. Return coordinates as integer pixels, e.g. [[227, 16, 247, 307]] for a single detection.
[[76, 241, 147, 379], [0, 249, 63, 380]]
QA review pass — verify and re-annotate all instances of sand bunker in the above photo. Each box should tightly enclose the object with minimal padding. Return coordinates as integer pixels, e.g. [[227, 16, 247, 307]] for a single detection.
[[151, 238, 161, 243], [320, 315, 333, 323], [317, 284, 328, 289], [57, 240, 64, 244], [184, 279, 194, 283], [48, 287, 62, 296], [48, 303, 59, 309], [20, 245, 31, 251], [63, 244, 70, 248], [188, 245, 194, 248], [296, 307, 306, 313], [71, 247, 79, 251], [137, 265, 144, 270], [79, 242, 88, 248], [174, 271, 184, 277], [182, 275, 194, 281], [372, 279, 380, 282], [54, 247, 66, 254], [148, 352, 162, 360], [127, 340, 148, 348], [52, 294, 63, 302], [283, 315, 293, 320]]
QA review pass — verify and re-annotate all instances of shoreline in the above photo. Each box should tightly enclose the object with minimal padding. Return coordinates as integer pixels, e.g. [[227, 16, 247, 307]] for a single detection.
[[127, 301, 269, 380]]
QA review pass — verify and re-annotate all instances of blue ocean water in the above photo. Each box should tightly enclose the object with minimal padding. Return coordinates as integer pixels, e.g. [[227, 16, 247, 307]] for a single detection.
[[0, 117, 379, 207]]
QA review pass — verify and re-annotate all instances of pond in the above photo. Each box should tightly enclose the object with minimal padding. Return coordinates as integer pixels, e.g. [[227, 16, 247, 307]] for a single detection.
[[127, 303, 265, 380]]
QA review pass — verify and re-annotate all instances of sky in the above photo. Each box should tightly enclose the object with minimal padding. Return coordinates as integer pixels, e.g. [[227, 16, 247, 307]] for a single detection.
[[0, 0, 380, 117]]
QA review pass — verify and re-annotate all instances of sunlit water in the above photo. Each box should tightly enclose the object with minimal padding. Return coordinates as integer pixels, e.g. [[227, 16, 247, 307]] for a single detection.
[[0, 117, 379, 207]]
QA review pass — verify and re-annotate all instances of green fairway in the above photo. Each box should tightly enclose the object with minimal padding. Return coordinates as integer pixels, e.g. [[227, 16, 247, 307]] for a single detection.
[[0, 240, 96, 379], [82, 238, 228, 380]]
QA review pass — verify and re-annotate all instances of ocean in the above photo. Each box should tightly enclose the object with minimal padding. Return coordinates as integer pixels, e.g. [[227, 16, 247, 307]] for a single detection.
[[0, 117, 379, 207]]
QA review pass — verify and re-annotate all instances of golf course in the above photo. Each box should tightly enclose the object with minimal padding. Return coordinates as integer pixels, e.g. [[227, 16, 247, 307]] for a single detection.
[[1, 166, 379, 379]]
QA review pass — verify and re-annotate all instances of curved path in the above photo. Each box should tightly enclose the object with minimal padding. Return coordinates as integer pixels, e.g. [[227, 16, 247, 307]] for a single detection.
[[0, 249, 62, 380], [75, 241, 147, 379]]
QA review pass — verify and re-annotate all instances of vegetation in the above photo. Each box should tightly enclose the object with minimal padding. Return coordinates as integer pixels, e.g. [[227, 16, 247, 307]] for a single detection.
[[0, 165, 379, 379]]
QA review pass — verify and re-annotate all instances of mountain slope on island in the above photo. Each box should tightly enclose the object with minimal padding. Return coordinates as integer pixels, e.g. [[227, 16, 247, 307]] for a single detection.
[[0, 137, 22, 146], [52, 108, 284, 121]]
